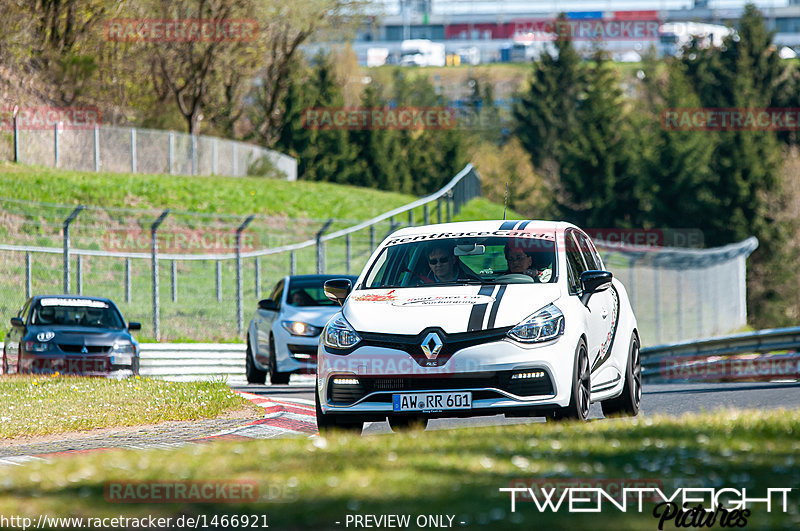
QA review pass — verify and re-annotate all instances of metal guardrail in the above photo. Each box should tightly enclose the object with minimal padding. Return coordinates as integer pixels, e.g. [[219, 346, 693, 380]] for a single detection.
[[142, 327, 800, 387], [641, 326, 800, 382], [139, 343, 246, 385]]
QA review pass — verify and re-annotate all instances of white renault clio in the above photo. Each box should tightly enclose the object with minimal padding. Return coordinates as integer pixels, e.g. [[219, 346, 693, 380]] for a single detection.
[[316, 220, 641, 433]]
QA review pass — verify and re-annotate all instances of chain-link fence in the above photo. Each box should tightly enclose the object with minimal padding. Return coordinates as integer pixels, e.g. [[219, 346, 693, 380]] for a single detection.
[[14, 123, 297, 181], [0, 160, 757, 346], [0, 164, 480, 342], [598, 237, 758, 346]]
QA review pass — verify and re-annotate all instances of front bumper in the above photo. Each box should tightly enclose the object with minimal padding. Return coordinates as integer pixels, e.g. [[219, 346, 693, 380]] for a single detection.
[[19, 351, 139, 377], [317, 331, 576, 420], [273, 328, 319, 374]]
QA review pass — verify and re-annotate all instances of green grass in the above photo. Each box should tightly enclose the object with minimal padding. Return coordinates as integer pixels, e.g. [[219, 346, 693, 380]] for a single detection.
[[0, 163, 518, 342], [0, 409, 798, 528], [0, 162, 422, 219], [0, 375, 258, 438]]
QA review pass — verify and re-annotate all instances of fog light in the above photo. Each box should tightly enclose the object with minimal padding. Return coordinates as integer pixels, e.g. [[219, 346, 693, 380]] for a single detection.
[[511, 371, 545, 379], [332, 378, 359, 385]]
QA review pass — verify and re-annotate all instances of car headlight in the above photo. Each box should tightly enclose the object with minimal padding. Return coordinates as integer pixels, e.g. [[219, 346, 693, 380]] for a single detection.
[[36, 331, 55, 342], [508, 303, 565, 343], [25, 341, 50, 352], [112, 343, 135, 354], [323, 315, 361, 350], [281, 321, 322, 337]]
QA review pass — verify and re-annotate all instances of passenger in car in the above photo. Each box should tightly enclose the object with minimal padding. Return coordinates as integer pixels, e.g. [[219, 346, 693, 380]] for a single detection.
[[504, 244, 535, 276]]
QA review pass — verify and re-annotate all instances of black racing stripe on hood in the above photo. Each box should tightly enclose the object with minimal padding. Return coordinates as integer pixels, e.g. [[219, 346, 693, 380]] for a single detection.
[[486, 284, 507, 329], [467, 285, 495, 332]]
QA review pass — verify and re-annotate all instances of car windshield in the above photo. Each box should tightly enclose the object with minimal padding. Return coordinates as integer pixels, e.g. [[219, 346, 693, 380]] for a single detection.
[[31, 298, 125, 328], [364, 235, 557, 288], [287, 279, 346, 307]]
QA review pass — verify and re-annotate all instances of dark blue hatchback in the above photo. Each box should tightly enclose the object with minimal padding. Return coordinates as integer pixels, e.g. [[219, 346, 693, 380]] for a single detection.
[[2, 295, 141, 377]]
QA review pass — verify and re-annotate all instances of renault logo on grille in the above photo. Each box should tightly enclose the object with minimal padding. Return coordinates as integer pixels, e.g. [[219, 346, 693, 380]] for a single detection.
[[421, 332, 443, 360]]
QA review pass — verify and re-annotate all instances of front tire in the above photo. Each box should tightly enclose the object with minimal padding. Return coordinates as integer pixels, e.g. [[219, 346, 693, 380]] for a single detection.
[[601, 333, 642, 417], [245, 336, 266, 384], [552, 338, 590, 421], [268, 336, 290, 385]]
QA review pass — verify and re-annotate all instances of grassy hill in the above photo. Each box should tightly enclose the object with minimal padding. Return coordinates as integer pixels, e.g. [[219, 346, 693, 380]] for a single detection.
[[0, 163, 517, 342]]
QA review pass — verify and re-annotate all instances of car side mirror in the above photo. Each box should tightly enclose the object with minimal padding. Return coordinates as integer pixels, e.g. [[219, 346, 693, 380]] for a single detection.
[[581, 270, 613, 294], [580, 270, 613, 305], [324, 279, 352, 306], [258, 299, 278, 311], [128, 322, 141, 331], [10, 317, 24, 328]]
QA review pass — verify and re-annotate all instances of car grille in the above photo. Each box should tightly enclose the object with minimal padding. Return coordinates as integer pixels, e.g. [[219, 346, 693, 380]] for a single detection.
[[328, 371, 554, 405], [348, 326, 513, 367], [58, 344, 111, 354]]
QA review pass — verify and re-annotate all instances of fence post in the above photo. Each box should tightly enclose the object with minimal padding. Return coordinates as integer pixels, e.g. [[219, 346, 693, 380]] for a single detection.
[[424, 204, 429, 225], [676, 268, 683, 342], [151, 209, 170, 341], [290, 251, 296, 275], [63, 206, 84, 294], [94, 125, 100, 172], [255, 257, 261, 299], [236, 215, 256, 336], [13, 108, 19, 163], [77, 255, 83, 295], [232, 143, 238, 176], [25, 252, 31, 299], [171, 259, 177, 302], [125, 258, 131, 303], [408, 210, 413, 227], [369, 225, 375, 252], [216, 260, 222, 302], [447, 192, 452, 222], [213, 138, 218, 174], [54, 122, 59, 168], [168, 132, 174, 175], [437, 198, 442, 223], [130, 128, 137, 173], [191, 134, 197, 176], [316, 219, 334, 274], [345, 234, 351, 275], [653, 263, 662, 345]]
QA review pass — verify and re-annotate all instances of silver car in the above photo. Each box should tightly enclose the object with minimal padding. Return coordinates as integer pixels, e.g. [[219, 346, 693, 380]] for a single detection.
[[245, 274, 357, 384]]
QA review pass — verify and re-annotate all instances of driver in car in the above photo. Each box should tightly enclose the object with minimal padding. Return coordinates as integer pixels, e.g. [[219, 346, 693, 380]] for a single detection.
[[424, 242, 475, 283]]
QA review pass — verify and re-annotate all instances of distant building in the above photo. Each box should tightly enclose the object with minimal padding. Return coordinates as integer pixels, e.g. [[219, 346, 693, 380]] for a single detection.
[[348, 1, 800, 64]]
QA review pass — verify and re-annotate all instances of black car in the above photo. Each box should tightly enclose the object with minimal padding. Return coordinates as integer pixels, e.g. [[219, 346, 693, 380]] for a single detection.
[[2, 295, 141, 377]]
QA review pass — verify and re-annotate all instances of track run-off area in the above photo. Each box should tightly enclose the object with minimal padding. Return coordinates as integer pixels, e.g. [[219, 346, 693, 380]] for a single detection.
[[2, 376, 799, 466]]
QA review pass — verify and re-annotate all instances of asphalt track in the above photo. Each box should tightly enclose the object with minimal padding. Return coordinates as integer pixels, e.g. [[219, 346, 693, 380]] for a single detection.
[[231, 377, 800, 435]]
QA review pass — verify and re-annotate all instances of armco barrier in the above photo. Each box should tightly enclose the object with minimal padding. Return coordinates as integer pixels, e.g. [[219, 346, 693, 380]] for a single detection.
[[640, 326, 800, 383], [139, 343, 246, 385]]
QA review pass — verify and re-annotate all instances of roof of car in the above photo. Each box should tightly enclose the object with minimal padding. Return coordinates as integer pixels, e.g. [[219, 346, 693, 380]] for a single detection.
[[31, 294, 115, 304], [389, 220, 577, 238], [287, 274, 358, 281]]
